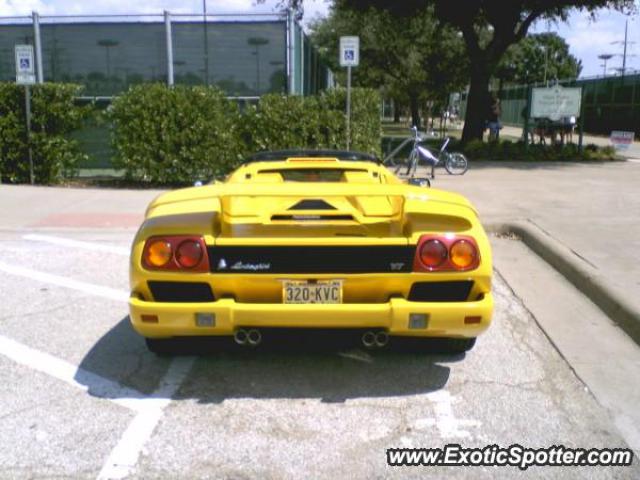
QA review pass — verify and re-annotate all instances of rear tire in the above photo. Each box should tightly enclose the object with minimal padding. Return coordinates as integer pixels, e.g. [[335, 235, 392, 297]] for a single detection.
[[145, 337, 176, 356], [432, 337, 476, 354], [444, 152, 468, 175]]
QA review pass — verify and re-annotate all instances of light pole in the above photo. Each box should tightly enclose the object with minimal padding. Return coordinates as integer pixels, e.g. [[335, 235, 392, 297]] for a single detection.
[[202, 0, 209, 85], [543, 46, 548, 84], [598, 53, 613, 77], [611, 19, 636, 76], [248, 37, 269, 95], [97, 39, 118, 78], [269, 60, 285, 93]]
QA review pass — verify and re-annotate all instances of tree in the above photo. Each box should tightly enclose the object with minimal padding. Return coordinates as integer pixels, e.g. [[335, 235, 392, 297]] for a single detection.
[[309, 5, 468, 127], [497, 32, 582, 86], [278, 0, 635, 142]]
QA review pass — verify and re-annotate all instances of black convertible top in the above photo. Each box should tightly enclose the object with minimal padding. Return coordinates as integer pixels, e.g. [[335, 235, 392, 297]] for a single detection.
[[243, 149, 381, 164]]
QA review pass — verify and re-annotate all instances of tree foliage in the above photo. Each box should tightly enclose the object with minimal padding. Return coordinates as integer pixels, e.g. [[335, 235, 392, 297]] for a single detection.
[[497, 32, 582, 85], [277, 0, 635, 141], [309, 5, 468, 127]]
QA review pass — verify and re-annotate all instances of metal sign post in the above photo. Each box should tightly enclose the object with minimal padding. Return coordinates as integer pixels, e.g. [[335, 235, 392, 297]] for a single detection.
[[15, 45, 36, 184], [25, 86, 33, 185], [346, 66, 351, 150], [339, 36, 359, 151]]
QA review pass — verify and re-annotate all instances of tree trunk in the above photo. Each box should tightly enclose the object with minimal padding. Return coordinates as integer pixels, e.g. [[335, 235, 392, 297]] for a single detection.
[[409, 95, 421, 129], [462, 66, 491, 143], [393, 99, 401, 123]]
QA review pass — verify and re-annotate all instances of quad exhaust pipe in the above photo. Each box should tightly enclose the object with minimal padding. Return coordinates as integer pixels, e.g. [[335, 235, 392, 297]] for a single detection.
[[361, 330, 389, 349], [234, 328, 262, 347], [235, 328, 387, 349]]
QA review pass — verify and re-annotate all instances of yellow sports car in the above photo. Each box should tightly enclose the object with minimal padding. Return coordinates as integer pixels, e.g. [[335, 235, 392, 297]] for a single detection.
[[129, 150, 492, 354]]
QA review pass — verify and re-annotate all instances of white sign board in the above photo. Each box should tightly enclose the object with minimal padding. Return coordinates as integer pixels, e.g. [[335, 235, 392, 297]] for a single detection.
[[15, 45, 36, 85], [610, 130, 635, 151], [339, 36, 359, 67], [531, 86, 582, 121]]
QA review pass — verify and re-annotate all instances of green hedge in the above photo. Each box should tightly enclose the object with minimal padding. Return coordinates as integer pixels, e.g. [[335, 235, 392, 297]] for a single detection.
[[461, 139, 618, 161], [110, 85, 381, 184], [242, 88, 380, 155], [0, 83, 89, 183], [1, 83, 381, 185], [110, 84, 244, 183]]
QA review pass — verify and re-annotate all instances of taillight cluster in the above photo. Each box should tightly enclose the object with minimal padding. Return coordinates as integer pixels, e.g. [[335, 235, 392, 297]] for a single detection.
[[142, 236, 209, 272], [413, 235, 479, 272]]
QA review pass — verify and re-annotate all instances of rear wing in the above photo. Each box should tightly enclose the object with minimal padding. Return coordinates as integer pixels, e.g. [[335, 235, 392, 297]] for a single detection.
[[145, 182, 476, 225], [214, 182, 412, 198], [216, 183, 409, 222]]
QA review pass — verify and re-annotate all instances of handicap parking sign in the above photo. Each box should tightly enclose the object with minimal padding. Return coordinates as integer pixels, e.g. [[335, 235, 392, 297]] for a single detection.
[[15, 45, 36, 84], [339, 36, 359, 67]]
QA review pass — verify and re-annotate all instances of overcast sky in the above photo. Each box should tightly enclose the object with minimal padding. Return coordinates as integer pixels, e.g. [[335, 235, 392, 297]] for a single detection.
[[1, 0, 638, 78]]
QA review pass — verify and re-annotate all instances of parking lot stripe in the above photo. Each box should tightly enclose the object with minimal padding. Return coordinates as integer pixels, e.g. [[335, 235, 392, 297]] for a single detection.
[[97, 357, 195, 480], [0, 261, 128, 302], [426, 390, 481, 439], [23, 234, 129, 256], [0, 334, 144, 412]]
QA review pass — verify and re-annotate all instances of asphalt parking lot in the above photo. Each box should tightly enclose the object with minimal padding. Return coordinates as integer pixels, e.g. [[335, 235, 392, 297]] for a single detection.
[[1, 161, 639, 478]]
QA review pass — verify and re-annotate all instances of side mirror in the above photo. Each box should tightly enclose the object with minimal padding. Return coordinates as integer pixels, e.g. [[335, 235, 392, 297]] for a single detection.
[[408, 177, 431, 188]]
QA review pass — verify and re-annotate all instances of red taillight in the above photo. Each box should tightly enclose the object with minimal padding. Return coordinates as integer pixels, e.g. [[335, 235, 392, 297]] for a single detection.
[[176, 240, 203, 269], [142, 236, 209, 272], [414, 235, 480, 272], [419, 239, 448, 269]]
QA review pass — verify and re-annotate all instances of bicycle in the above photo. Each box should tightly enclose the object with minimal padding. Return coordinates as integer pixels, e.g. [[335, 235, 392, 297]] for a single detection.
[[383, 126, 468, 180]]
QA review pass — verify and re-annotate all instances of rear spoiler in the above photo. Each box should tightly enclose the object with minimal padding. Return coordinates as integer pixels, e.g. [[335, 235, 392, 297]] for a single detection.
[[214, 182, 413, 198], [146, 183, 475, 219], [216, 183, 409, 220]]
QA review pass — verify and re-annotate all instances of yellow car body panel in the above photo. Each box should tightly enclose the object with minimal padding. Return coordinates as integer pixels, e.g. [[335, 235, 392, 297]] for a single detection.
[[129, 156, 493, 342]]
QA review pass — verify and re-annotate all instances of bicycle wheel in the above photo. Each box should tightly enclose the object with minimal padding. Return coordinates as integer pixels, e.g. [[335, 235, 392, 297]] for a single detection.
[[444, 152, 468, 175], [391, 151, 411, 175], [407, 149, 418, 176]]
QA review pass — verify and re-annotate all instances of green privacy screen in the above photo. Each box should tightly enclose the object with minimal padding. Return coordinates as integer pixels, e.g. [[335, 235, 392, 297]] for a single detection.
[[495, 74, 640, 135], [0, 19, 288, 96]]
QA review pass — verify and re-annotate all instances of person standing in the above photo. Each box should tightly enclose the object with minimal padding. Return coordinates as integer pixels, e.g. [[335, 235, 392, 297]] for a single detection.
[[487, 94, 502, 141]]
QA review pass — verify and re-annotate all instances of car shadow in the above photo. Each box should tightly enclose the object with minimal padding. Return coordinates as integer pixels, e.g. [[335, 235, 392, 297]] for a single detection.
[[75, 316, 463, 404]]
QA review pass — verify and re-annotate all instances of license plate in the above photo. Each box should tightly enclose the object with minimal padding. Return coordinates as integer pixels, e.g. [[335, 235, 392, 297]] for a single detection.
[[283, 280, 342, 304]]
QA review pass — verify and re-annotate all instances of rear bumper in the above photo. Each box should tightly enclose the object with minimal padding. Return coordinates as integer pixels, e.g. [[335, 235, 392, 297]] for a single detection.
[[129, 293, 493, 339]]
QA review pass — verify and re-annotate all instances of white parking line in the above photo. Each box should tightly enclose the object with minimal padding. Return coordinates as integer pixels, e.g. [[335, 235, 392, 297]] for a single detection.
[[97, 357, 195, 480], [338, 350, 374, 363], [414, 390, 481, 439], [0, 334, 144, 412], [23, 234, 130, 256], [2, 238, 197, 478], [0, 261, 128, 302]]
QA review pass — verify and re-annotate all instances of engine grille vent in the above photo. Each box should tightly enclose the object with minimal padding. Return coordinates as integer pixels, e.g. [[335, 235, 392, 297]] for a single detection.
[[287, 199, 337, 210], [271, 214, 354, 221]]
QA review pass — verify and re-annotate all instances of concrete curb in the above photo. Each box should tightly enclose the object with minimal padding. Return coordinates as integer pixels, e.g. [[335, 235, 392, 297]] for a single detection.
[[486, 220, 640, 345]]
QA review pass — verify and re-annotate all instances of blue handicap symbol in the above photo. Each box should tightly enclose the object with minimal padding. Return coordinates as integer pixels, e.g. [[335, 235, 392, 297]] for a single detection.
[[20, 58, 30, 69]]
